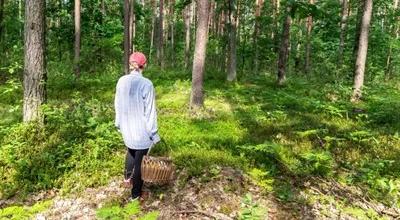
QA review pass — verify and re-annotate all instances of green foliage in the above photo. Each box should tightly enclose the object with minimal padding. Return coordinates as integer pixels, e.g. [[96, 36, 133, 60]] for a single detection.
[[172, 146, 246, 177], [96, 200, 158, 220], [238, 142, 334, 177], [248, 168, 274, 193], [0, 200, 52, 220], [239, 194, 267, 220], [352, 160, 400, 206], [1, 65, 399, 210]]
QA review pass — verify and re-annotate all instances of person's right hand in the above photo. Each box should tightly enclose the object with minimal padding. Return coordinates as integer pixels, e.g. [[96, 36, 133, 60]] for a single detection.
[[123, 178, 132, 188]]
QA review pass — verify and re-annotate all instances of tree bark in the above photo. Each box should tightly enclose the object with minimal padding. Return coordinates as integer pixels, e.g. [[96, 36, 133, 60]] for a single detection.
[[169, 0, 175, 62], [351, 0, 373, 102], [0, 0, 4, 42], [208, 1, 215, 32], [184, 4, 192, 69], [304, 0, 314, 74], [74, 0, 81, 77], [227, 0, 237, 81], [338, 0, 349, 67], [253, 0, 264, 73], [272, 0, 280, 51], [352, 0, 365, 60], [129, 0, 136, 53], [149, 0, 156, 59], [277, 6, 292, 85], [123, 0, 130, 74], [190, 0, 210, 109], [23, 0, 46, 122], [385, 0, 399, 79], [157, 0, 164, 68]]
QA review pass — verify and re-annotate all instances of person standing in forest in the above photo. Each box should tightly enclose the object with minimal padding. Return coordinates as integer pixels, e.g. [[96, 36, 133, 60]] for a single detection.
[[114, 52, 160, 201]]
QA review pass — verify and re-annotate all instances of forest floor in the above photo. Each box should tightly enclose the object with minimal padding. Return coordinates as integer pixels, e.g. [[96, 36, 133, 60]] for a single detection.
[[1, 167, 399, 219], [1, 67, 400, 219]]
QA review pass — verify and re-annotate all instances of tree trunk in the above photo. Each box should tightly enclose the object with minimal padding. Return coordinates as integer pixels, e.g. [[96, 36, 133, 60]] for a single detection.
[[190, 0, 210, 109], [304, 0, 314, 74], [294, 21, 303, 72], [123, 0, 130, 74], [0, 0, 4, 42], [101, 0, 106, 16], [149, 0, 156, 59], [277, 6, 292, 85], [385, 0, 399, 79], [19, 0, 23, 38], [169, 0, 175, 63], [208, 1, 215, 32], [351, 0, 372, 102], [352, 0, 365, 59], [157, 0, 164, 68], [184, 4, 192, 69], [23, 0, 46, 122], [272, 0, 280, 51], [74, 0, 81, 77], [227, 0, 237, 81], [129, 0, 136, 53], [253, 0, 264, 73], [338, 0, 349, 67], [57, 0, 62, 61]]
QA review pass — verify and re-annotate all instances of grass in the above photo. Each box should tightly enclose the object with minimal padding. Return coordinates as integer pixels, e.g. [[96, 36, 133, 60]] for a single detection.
[[0, 65, 399, 210]]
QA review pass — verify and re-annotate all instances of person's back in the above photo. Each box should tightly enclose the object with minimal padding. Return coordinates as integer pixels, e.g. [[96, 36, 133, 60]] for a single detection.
[[115, 72, 159, 149]]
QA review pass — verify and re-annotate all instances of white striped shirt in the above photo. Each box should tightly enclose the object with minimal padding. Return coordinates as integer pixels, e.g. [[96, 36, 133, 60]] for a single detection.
[[114, 70, 160, 149]]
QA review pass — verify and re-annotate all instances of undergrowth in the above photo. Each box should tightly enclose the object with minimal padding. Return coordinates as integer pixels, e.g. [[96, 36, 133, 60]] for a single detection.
[[0, 65, 399, 209], [96, 200, 159, 220]]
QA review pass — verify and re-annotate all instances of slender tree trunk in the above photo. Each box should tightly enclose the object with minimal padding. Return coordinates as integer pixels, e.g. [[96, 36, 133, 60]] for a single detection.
[[0, 0, 4, 42], [23, 0, 46, 122], [101, 0, 106, 16], [157, 0, 164, 68], [19, 0, 23, 38], [184, 4, 192, 69], [352, 0, 365, 59], [304, 0, 314, 74], [272, 0, 280, 51], [208, 1, 215, 32], [74, 0, 81, 77], [129, 0, 136, 53], [57, 0, 62, 61], [169, 0, 175, 63], [227, 0, 237, 81], [123, 0, 130, 74], [277, 6, 292, 85], [149, 0, 156, 59], [190, 0, 210, 109], [351, 0, 373, 102], [294, 21, 303, 72], [236, 0, 241, 41], [385, 0, 399, 79], [338, 0, 349, 67], [253, 0, 264, 73], [100, 0, 106, 62]]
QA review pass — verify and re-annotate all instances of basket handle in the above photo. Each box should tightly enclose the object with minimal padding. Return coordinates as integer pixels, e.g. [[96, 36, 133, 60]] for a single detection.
[[146, 138, 170, 156]]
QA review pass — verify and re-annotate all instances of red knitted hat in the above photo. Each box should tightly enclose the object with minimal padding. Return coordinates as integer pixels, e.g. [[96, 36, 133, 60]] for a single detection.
[[129, 52, 147, 67]]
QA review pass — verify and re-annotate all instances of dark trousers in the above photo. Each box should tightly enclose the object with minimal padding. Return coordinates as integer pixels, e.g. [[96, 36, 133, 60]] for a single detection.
[[124, 148, 149, 198]]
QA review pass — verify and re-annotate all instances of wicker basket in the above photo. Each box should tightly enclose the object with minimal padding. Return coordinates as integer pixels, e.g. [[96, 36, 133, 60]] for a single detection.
[[141, 155, 175, 185]]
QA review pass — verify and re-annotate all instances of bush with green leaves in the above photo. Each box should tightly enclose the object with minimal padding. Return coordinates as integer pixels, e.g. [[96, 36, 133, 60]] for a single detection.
[[96, 200, 159, 220], [0, 200, 52, 220], [352, 160, 400, 206]]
